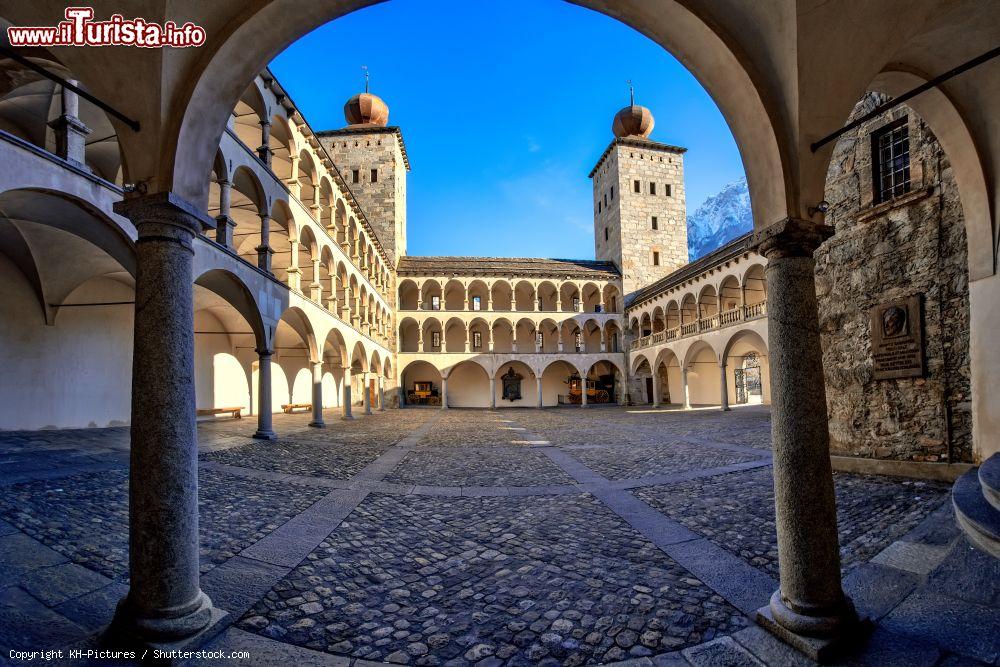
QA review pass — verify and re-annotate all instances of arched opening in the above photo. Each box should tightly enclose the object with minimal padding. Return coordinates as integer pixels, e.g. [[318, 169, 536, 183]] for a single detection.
[[719, 275, 741, 314], [230, 81, 266, 155], [665, 301, 680, 331], [581, 282, 601, 312], [443, 279, 465, 310], [684, 342, 721, 407], [490, 280, 513, 311], [444, 317, 467, 353], [542, 360, 580, 407], [493, 360, 536, 408], [467, 280, 489, 311], [514, 318, 535, 352], [491, 318, 514, 353], [468, 317, 490, 353], [602, 284, 621, 313], [0, 189, 135, 429], [444, 360, 491, 408], [269, 115, 295, 182], [538, 318, 560, 353], [585, 360, 621, 404], [321, 328, 349, 409], [724, 330, 770, 406], [537, 281, 558, 312], [559, 282, 581, 312], [513, 280, 535, 311], [632, 357, 654, 404], [229, 166, 267, 267], [421, 317, 443, 353], [193, 269, 267, 419], [604, 320, 622, 353], [401, 360, 442, 407], [398, 279, 419, 311], [397, 317, 420, 353], [421, 280, 442, 311], [656, 349, 684, 407], [267, 306, 317, 412]]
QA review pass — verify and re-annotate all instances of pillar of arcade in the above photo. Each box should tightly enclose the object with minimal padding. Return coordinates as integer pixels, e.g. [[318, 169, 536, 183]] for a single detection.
[[309, 360, 325, 427], [753, 218, 862, 660], [112, 193, 217, 642]]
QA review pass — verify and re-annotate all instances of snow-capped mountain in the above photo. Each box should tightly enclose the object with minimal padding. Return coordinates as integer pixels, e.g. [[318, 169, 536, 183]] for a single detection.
[[686, 178, 752, 261]]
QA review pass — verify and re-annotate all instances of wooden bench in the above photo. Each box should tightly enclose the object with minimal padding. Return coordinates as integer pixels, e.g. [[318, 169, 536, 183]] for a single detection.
[[196, 407, 243, 419], [281, 403, 312, 414]]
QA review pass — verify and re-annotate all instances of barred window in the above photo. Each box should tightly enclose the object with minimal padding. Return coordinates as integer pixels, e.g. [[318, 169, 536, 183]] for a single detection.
[[872, 118, 910, 204], [431, 331, 441, 349], [473, 331, 482, 350]]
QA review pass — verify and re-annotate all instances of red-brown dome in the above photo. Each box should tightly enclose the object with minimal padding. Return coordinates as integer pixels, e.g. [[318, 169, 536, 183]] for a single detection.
[[344, 92, 389, 127], [612, 104, 654, 138]]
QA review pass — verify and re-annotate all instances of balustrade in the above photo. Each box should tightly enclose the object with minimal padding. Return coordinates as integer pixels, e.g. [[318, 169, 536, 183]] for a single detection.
[[629, 300, 768, 349]]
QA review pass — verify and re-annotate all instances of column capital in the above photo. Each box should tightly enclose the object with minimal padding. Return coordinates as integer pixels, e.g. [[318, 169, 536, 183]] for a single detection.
[[752, 217, 834, 260], [114, 191, 215, 237], [255, 347, 274, 357]]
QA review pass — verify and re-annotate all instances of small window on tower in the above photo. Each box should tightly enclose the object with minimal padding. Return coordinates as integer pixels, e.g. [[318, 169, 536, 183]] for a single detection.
[[352, 169, 360, 184], [650, 182, 656, 195], [634, 180, 641, 193], [604, 227, 609, 241], [610, 185, 614, 200], [371, 169, 378, 183], [665, 184, 672, 197], [598, 201, 602, 214], [652, 251, 661, 266], [651, 216, 658, 230]]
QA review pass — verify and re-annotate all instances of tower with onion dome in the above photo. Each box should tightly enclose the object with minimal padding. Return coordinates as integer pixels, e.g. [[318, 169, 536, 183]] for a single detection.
[[317, 76, 410, 263], [589, 86, 688, 301]]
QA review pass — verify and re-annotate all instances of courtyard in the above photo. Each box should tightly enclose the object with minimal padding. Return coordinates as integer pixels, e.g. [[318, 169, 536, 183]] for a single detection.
[[1, 407, 996, 666]]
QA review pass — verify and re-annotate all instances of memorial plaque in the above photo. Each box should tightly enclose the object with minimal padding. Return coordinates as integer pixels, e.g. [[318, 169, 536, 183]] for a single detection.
[[871, 295, 925, 380]]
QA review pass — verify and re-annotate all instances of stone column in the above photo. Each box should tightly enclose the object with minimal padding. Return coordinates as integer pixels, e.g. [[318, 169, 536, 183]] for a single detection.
[[257, 120, 272, 166], [652, 374, 661, 408], [489, 377, 497, 409], [254, 349, 277, 440], [287, 239, 301, 291], [719, 362, 731, 412], [256, 212, 273, 273], [48, 80, 91, 166], [441, 377, 449, 410], [682, 367, 691, 409], [309, 361, 325, 427], [536, 376, 543, 408], [287, 154, 300, 197], [310, 258, 322, 302], [342, 368, 354, 420], [581, 379, 589, 408], [214, 179, 236, 248], [753, 218, 858, 658], [378, 377, 386, 411], [111, 193, 214, 641], [362, 373, 373, 415]]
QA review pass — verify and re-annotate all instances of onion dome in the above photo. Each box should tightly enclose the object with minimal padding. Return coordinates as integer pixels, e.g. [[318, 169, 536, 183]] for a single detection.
[[612, 104, 655, 138], [344, 92, 389, 127]]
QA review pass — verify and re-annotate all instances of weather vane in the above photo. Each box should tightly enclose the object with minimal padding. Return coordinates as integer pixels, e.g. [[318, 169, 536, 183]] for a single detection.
[[627, 79, 635, 106], [362, 65, 370, 93]]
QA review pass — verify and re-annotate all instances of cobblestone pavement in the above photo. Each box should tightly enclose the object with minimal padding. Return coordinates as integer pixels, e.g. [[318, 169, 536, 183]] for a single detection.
[[0, 468, 329, 579], [635, 466, 952, 577], [238, 492, 748, 665], [1, 405, 988, 667]]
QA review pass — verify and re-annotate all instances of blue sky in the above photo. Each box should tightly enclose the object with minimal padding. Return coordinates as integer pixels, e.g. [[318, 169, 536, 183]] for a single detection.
[[270, 0, 745, 259]]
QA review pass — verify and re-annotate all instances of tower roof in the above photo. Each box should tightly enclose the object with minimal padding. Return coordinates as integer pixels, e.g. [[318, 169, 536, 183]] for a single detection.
[[344, 92, 389, 127], [612, 104, 655, 138]]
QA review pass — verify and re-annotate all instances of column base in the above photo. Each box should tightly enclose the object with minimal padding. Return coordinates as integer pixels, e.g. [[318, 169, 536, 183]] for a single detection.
[[110, 590, 219, 643], [308, 420, 326, 428], [756, 591, 870, 663], [341, 414, 355, 421], [252, 430, 277, 440]]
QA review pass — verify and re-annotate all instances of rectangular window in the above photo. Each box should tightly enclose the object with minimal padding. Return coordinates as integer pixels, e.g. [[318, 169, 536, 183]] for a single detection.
[[604, 227, 609, 241], [611, 333, 619, 353], [598, 200, 602, 214], [649, 182, 656, 195], [473, 331, 482, 350], [536, 332, 543, 348], [634, 180, 641, 193], [575, 332, 583, 352], [603, 193, 607, 206], [610, 185, 614, 200], [872, 118, 910, 204], [573, 296, 580, 311], [352, 169, 360, 184], [431, 331, 441, 349], [651, 216, 658, 230], [652, 251, 660, 266], [665, 184, 672, 197], [472, 296, 481, 311], [370, 168, 378, 183], [610, 296, 617, 312], [431, 295, 440, 310]]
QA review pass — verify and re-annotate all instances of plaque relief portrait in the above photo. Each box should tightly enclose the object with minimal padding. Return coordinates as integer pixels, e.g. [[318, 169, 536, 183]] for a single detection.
[[870, 295, 925, 380]]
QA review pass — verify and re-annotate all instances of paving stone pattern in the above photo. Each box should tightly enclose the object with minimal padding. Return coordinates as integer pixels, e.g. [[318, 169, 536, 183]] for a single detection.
[[636, 466, 952, 577], [385, 448, 576, 487], [238, 492, 748, 665], [0, 468, 328, 579]]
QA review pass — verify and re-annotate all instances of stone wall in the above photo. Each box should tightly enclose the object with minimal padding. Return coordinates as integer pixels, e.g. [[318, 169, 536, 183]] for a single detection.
[[320, 129, 407, 262], [593, 141, 687, 301], [816, 93, 972, 463]]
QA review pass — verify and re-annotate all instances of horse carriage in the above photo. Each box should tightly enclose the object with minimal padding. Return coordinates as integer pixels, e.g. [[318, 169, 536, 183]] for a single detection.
[[565, 376, 611, 404], [406, 381, 440, 406]]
